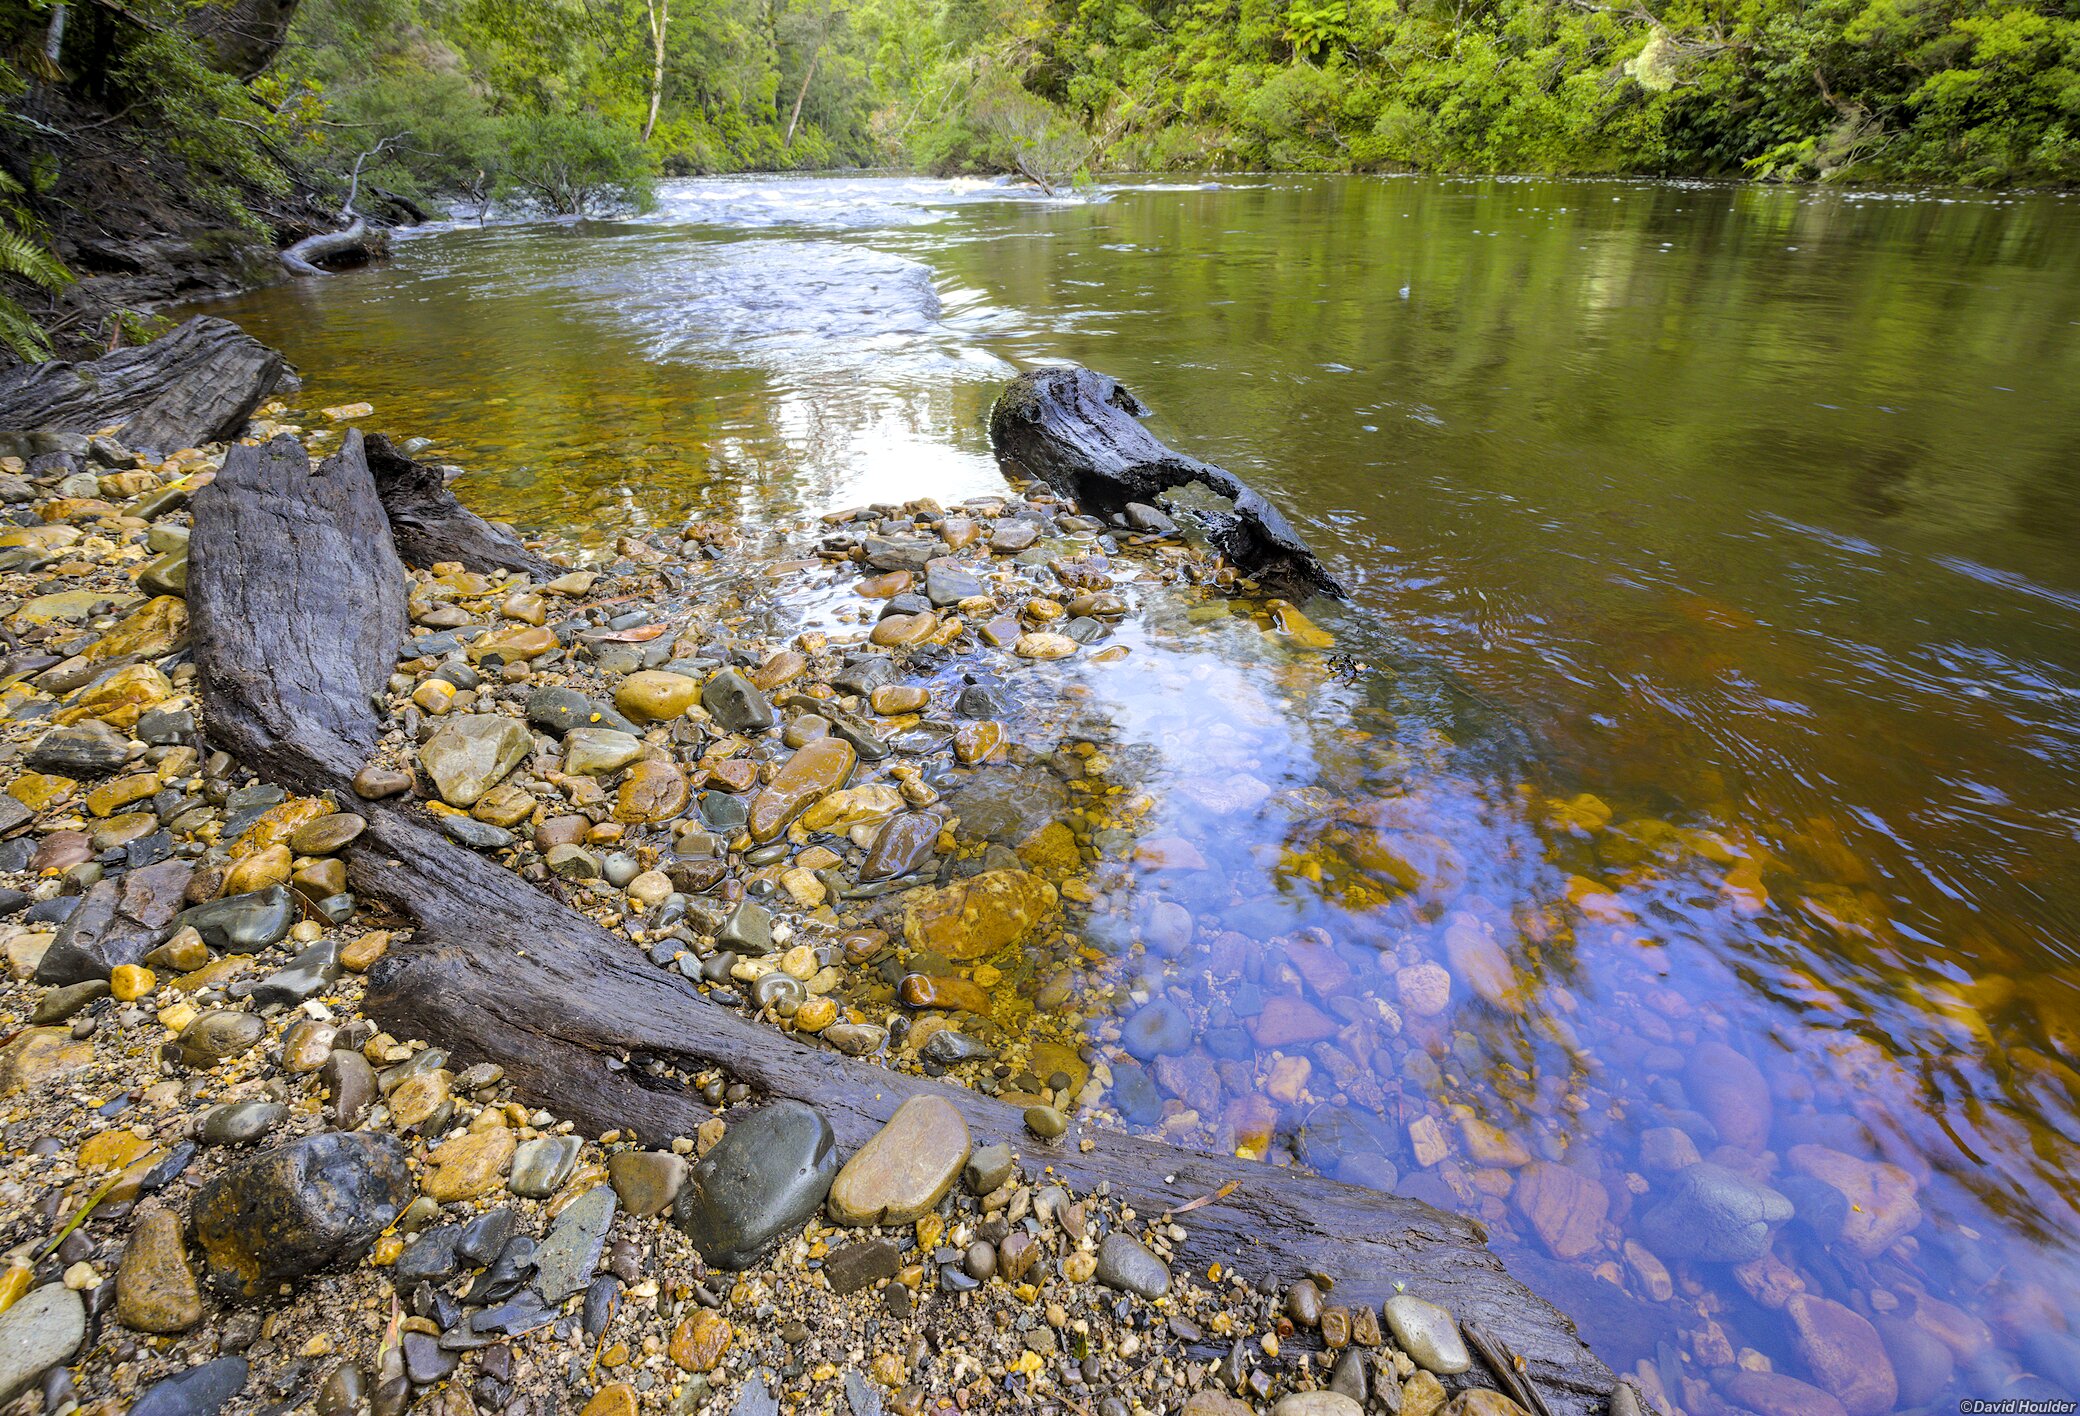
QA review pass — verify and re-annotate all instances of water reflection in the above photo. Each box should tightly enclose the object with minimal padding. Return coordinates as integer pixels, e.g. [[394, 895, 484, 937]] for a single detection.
[[189, 173, 2080, 1411]]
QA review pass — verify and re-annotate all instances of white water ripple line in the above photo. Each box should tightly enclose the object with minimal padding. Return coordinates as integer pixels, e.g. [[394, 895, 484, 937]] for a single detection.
[[560, 234, 1018, 383]]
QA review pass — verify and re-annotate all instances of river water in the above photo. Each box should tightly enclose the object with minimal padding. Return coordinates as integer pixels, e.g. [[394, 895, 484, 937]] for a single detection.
[[191, 175, 2080, 1412]]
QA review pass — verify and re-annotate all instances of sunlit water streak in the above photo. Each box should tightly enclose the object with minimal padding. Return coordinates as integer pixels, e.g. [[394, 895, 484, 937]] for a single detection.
[[189, 173, 2080, 1410]]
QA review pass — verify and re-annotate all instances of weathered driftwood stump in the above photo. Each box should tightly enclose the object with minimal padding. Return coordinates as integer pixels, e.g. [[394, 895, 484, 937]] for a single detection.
[[186, 429, 1616, 1415], [0, 317, 287, 452], [989, 366, 1345, 602], [364, 433, 556, 577]]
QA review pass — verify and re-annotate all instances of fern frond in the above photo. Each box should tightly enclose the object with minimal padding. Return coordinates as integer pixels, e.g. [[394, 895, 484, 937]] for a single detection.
[[0, 227, 72, 292], [0, 296, 54, 363]]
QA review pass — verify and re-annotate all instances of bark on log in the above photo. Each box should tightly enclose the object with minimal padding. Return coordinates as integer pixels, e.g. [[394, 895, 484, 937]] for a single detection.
[[364, 433, 557, 578], [989, 366, 1346, 602], [185, 430, 1616, 1416], [0, 316, 286, 452]]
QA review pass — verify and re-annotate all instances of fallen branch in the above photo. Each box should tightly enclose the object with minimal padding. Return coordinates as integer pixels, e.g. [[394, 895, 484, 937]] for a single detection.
[[280, 217, 373, 277], [185, 428, 1613, 1415]]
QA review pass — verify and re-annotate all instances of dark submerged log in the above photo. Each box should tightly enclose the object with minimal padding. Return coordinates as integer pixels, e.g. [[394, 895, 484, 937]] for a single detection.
[[0, 316, 286, 452], [989, 366, 1345, 602], [364, 433, 557, 578], [186, 430, 1615, 1416]]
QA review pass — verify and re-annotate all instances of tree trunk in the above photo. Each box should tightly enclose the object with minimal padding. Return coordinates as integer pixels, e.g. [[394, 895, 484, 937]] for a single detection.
[[783, 44, 822, 149], [989, 365, 1347, 601], [642, 0, 669, 143], [180, 421, 1619, 1416]]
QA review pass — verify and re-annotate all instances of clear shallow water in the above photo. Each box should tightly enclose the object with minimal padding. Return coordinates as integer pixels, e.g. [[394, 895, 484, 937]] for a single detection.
[[190, 175, 2080, 1411]]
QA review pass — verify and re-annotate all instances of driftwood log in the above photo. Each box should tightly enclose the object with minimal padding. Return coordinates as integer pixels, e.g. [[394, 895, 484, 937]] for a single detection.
[[365, 433, 557, 577], [0, 316, 286, 452], [186, 432, 1616, 1415], [280, 217, 385, 277], [989, 367, 1345, 602]]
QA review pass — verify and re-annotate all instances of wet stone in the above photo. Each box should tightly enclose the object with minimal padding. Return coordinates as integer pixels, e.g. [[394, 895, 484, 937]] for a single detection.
[[191, 1132, 412, 1297], [674, 1100, 839, 1269], [247, 938, 340, 1008], [702, 668, 776, 733], [1122, 999, 1193, 1060], [129, 1357, 248, 1416], [1637, 1162, 1793, 1262], [527, 686, 636, 738], [717, 900, 774, 956], [419, 715, 531, 806], [606, 1150, 687, 1217], [1093, 1232, 1169, 1299], [116, 1207, 203, 1334], [0, 1284, 85, 1406], [1383, 1295, 1471, 1375], [964, 1142, 1014, 1195], [824, 1237, 902, 1295], [749, 737, 855, 842], [509, 1135, 583, 1197], [199, 1101, 287, 1146], [25, 721, 130, 777], [828, 1095, 971, 1226], [178, 1010, 265, 1067], [534, 1184, 617, 1302], [171, 886, 296, 952]]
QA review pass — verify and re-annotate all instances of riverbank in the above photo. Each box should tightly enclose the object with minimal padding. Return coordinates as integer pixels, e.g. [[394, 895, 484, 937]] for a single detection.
[[0, 359, 1599, 1416]]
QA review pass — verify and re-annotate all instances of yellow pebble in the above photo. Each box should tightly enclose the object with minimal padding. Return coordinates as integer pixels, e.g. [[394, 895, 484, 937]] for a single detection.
[[109, 964, 155, 1001]]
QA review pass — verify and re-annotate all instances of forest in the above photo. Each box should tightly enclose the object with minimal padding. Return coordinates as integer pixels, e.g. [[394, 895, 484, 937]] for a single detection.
[[0, 0, 2076, 356]]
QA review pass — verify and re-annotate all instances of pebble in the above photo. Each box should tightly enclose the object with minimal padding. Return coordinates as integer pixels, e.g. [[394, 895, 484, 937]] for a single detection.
[[1383, 1295, 1471, 1375], [418, 714, 531, 806], [606, 1149, 687, 1216], [534, 1184, 618, 1302], [509, 1134, 583, 1197], [828, 1095, 971, 1226], [191, 1132, 412, 1297], [129, 1356, 248, 1416], [674, 1100, 839, 1269], [1093, 1232, 1169, 1299], [1637, 1162, 1793, 1262], [0, 1284, 85, 1404], [1269, 1396, 1362, 1416]]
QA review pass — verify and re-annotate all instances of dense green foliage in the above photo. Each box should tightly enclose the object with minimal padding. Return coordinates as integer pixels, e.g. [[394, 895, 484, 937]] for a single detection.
[[0, 0, 2074, 362], [898, 0, 2080, 184]]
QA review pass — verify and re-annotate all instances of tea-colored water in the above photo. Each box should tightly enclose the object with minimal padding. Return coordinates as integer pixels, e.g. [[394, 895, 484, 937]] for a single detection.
[[189, 175, 2080, 1410]]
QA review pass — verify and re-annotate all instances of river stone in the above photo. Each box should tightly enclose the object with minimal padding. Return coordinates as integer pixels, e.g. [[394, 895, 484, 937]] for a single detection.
[[1512, 1161, 1608, 1260], [129, 1357, 248, 1416], [1, 1023, 104, 1097], [563, 728, 643, 776], [1685, 1040, 1772, 1152], [34, 858, 193, 985], [178, 1010, 265, 1067], [190, 1131, 412, 1297], [828, 1095, 971, 1226], [901, 868, 1058, 960], [420, 715, 531, 806], [1269, 1397, 1362, 1416], [859, 811, 940, 882], [199, 1100, 287, 1146], [535, 1185, 617, 1302], [1786, 1143, 1921, 1258], [1718, 1371, 1849, 1416], [510, 1135, 583, 1197], [0, 1284, 85, 1404], [924, 564, 984, 607], [170, 885, 296, 952], [247, 938, 340, 1008], [25, 720, 130, 776], [1122, 999, 1192, 1060], [964, 1142, 1014, 1195], [528, 686, 637, 737], [674, 1100, 839, 1269], [1786, 1293, 1897, 1416], [608, 1150, 687, 1217], [116, 1206, 203, 1333], [1093, 1232, 1169, 1299], [717, 899, 774, 956], [702, 668, 775, 733], [1637, 1162, 1793, 1262], [1383, 1295, 1471, 1374], [748, 737, 856, 842]]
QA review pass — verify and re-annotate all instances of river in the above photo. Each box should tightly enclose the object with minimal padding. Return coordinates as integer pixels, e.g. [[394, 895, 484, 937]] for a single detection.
[[189, 174, 2080, 1411]]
